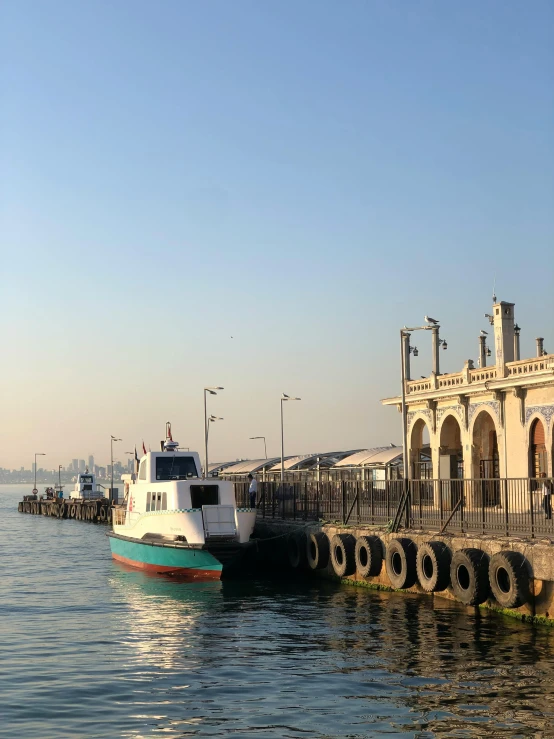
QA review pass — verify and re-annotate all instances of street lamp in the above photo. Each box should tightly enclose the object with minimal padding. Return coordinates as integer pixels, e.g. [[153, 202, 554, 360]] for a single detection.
[[207, 415, 224, 445], [280, 394, 301, 486], [204, 387, 224, 478], [250, 436, 267, 459], [33, 453, 45, 493], [399, 323, 440, 524], [110, 436, 121, 504], [58, 464, 62, 494]]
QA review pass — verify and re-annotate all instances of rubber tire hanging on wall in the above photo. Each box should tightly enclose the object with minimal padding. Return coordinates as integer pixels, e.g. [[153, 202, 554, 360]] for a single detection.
[[287, 532, 307, 569], [416, 541, 452, 592], [306, 532, 330, 570], [489, 551, 530, 609], [330, 534, 356, 577], [355, 536, 383, 578], [385, 538, 418, 589], [450, 548, 490, 605]]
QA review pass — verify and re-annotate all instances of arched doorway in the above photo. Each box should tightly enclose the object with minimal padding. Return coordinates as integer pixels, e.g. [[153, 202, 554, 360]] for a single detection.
[[472, 409, 500, 506], [410, 418, 431, 479], [530, 418, 547, 478], [439, 415, 463, 479]]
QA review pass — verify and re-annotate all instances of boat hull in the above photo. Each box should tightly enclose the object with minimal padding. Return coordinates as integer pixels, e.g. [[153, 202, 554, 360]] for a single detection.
[[108, 533, 223, 580]]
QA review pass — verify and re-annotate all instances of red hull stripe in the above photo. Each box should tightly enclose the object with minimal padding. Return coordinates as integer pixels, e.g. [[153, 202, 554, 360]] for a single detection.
[[112, 552, 222, 580]]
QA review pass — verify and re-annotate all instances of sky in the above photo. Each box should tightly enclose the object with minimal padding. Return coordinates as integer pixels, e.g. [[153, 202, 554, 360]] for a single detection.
[[1, 0, 553, 469]]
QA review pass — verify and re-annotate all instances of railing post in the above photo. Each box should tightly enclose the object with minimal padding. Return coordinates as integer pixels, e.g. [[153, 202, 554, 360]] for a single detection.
[[504, 478, 509, 537], [439, 479, 444, 531], [481, 480, 486, 535], [529, 479, 535, 538], [293, 483, 297, 520], [356, 481, 361, 524], [342, 481, 346, 524]]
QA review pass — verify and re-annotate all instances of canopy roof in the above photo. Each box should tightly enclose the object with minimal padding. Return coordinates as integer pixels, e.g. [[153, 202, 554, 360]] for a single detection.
[[223, 458, 284, 475], [335, 445, 431, 468], [267, 450, 362, 472]]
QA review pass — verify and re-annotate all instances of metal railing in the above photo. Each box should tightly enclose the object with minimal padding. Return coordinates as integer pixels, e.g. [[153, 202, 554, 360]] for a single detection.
[[234, 478, 554, 538]]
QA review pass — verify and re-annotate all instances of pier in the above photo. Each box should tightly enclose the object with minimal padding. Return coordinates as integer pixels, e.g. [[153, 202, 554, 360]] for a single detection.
[[18, 495, 113, 523]]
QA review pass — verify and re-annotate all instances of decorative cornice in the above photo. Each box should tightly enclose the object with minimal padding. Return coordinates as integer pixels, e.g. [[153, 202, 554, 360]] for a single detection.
[[468, 401, 500, 426], [525, 405, 554, 432]]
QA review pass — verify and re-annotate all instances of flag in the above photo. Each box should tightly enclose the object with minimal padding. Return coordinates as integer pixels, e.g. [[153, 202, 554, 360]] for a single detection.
[[168, 423, 173, 441], [142, 440, 147, 456], [134, 445, 139, 465]]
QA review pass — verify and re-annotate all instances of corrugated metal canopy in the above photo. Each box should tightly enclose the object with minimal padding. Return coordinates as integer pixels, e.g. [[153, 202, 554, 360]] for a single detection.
[[208, 461, 238, 474], [268, 450, 363, 472], [333, 447, 394, 467], [223, 458, 284, 475]]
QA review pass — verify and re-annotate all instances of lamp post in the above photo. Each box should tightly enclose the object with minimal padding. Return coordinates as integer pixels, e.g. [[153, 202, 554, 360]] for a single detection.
[[110, 436, 121, 504], [204, 387, 223, 478], [58, 464, 62, 493], [33, 453, 45, 493], [280, 394, 301, 486], [207, 415, 224, 444], [249, 436, 267, 459], [399, 321, 447, 525]]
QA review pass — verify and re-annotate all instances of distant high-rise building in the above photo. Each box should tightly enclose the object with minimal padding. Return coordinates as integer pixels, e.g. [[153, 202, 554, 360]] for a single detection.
[[88, 455, 94, 470], [72, 459, 78, 472], [79, 459, 86, 472]]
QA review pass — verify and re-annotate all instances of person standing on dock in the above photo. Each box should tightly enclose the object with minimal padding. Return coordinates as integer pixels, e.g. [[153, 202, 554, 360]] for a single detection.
[[248, 474, 258, 509]]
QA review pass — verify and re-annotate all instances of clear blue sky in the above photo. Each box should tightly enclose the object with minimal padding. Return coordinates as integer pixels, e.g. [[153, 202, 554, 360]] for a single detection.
[[1, 1, 553, 468]]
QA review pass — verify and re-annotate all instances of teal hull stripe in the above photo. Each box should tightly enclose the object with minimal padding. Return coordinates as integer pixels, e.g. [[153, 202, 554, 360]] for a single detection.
[[109, 536, 222, 571]]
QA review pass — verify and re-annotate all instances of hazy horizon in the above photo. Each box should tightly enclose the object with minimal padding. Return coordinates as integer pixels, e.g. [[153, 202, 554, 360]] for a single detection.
[[2, 1, 553, 469]]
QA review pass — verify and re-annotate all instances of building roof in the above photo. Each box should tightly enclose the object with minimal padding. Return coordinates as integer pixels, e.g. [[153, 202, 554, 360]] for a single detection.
[[267, 450, 363, 472], [208, 461, 239, 475], [333, 447, 396, 467], [222, 458, 284, 475]]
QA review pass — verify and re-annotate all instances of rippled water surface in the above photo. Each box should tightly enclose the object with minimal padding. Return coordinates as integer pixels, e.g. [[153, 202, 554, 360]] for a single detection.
[[2, 486, 554, 738]]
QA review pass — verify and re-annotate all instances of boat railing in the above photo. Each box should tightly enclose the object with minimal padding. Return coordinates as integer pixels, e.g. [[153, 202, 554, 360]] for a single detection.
[[113, 509, 141, 526]]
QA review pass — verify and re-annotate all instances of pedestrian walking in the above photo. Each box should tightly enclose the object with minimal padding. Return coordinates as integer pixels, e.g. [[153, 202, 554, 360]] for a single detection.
[[248, 474, 258, 509]]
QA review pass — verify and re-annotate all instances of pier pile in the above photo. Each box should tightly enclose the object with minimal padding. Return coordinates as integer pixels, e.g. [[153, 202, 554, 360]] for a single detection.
[[18, 496, 112, 524]]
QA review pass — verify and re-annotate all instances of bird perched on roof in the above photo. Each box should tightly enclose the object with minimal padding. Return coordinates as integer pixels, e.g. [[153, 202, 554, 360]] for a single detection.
[[425, 315, 439, 325], [480, 329, 488, 335]]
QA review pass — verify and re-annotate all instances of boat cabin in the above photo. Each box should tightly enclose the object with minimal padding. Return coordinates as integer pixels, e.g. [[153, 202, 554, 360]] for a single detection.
[[70, 471, 102, 500]]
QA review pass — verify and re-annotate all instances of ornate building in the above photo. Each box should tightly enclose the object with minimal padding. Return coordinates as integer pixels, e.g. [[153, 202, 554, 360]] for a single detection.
[[382, 301, 554, 482]]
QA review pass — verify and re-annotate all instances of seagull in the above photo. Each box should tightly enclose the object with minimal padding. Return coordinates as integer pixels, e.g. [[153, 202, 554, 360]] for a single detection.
[[425, 315, 439, 325], [283, 393, 290, 398], [480, 329, 488, 336]]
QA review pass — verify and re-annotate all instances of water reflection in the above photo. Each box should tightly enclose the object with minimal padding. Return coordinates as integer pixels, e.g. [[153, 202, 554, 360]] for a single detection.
[[107, 568, 554, 737]]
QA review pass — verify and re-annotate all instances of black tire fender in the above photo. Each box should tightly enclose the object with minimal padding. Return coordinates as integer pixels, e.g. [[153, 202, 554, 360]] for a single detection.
[[287, 532, 307, 569], [355, 535, 383, 577], [489, 551, 530, 609], [99, 506, 107, 522], [416, 541, 452, 592], [330, 534, 356, 577], [306, 532, 330, 570], [386, 538, 418, 589], [450, 548, 490, 605]]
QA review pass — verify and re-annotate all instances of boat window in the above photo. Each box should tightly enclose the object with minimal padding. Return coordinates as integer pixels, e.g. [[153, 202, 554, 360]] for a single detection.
[[80, 475, 93, 483], [162, 492, 167, 510], [138, 461, 147, 480], [155, 456, 198, 481], [156, 493, 162, 511], [146, 492, 151, 512]]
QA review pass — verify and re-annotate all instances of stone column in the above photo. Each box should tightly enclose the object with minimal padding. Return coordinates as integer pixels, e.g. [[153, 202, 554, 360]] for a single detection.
[[478, 335, 487, 368], [514, 324, 521, 361], [432, 327, 440, 376], [536, 337, 544, 357]]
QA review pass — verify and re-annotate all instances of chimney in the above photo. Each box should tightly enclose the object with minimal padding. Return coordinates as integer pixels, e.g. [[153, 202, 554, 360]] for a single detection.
[[493, 301, 515, 376], [536, 337, 544, 357], [478, 335, 487, 368], [514, 324, 521, 361]]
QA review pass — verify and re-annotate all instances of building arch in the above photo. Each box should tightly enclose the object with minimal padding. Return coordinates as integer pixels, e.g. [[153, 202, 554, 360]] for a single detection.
[[471, 409, 499, 479], [439, 414, 463, 479], [410, 416, 431, 479], [529, 417, 547, 478]]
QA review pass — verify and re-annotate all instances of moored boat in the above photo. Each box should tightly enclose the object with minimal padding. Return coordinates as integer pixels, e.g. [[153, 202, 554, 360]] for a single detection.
[[107, 432, 256, 579]]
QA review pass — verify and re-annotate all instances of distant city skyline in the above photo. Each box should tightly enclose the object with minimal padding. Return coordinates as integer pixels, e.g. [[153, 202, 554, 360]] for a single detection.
[[2, 1, 553, 469]]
